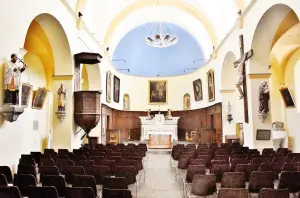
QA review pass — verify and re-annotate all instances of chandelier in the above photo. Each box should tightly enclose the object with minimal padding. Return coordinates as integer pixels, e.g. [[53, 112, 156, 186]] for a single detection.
[[145, 22, 179, 48]]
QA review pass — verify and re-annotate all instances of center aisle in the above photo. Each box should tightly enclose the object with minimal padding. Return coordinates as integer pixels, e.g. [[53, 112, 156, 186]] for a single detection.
[[138, 150, 182, 198]]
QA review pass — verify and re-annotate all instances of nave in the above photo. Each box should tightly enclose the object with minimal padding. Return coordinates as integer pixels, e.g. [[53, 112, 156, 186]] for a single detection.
[[1, 142, 300, 198]]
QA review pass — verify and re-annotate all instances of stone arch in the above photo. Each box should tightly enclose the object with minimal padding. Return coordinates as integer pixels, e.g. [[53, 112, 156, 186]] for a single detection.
[[220, 51, 238, 90], [250, 4, 298, 74], [24, 13, 73, 78]]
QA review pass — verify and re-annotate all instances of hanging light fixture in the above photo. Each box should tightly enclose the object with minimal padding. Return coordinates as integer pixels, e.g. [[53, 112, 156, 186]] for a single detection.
[[144, 0, 179, 48]]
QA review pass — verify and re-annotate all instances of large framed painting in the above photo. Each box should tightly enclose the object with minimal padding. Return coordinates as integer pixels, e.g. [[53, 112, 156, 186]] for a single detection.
[[193, 79, 203, 101], [123, 93, 130, 110], [183, 93, 191, 110], [207, 69, 215, 102], [113, 75, 120, 103], [149, 80, 167, 104], [279, 87, 295, 108], [21, 83, 33, 108], [32, 87, 48, 110], [106, 71, 112, 103]]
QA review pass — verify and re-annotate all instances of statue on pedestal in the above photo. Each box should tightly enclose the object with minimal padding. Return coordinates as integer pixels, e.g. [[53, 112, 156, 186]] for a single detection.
[[57, 83, 67, 111], [147, 109, 151, 117], [4, 53, 27, 105], [258, 81, 270, 122], [167, 109, 172, 119]]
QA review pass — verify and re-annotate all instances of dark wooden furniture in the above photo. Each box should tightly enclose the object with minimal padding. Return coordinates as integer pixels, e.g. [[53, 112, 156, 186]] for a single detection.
[[225, 135, 240, 145], [199, 128, 216, 144], [88, 137, 98, 149], [74, 91, 101, 139]]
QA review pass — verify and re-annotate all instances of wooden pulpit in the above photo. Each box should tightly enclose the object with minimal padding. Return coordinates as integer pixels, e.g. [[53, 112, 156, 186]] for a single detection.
[[225, 135, 240, 145]]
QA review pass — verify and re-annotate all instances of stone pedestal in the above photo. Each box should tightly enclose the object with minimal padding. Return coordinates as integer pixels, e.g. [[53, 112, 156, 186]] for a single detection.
[[0, 105, 24, 122]]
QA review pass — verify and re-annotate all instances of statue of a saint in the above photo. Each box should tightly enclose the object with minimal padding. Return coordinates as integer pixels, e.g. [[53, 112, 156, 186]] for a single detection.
[[258, 81, 270, 114], [167, 109, 172, 118], [147, 109, 151, 117], [4, 54, 27, 105], [57, 83, 67, 111], [234, 52, 248, 99]]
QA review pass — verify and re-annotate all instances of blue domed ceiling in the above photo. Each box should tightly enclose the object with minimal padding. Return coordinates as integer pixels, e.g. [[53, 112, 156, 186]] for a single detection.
[[112, 22, 205, 77]]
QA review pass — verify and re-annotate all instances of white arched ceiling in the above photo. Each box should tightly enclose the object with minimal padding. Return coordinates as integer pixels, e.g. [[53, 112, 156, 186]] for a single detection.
[[65, 0, 243, 49], [109, 5, 213, 58]]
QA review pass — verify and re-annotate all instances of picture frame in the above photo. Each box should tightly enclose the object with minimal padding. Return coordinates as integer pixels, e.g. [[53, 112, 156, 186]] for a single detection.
[[113, 75, 120, 103], [207, 69, 215, 102], [279, 87, 295, 108], [123, 93, 130, 110], [148, 80, 168, 104], [21, 83, 33, 108], [183, 93, 191, 110], [193, 79, 203, 101], [106, 71, 112, 103], [32, 87, 48, 110], [256, 129, 271, 140]]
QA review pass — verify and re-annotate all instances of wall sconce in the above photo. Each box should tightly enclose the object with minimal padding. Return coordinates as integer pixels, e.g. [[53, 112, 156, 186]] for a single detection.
[[227, 102, 233, 124], [56, 83, 67, 123]]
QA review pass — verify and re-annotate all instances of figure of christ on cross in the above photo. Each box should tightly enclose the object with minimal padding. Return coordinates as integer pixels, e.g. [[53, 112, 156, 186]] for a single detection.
[[233, 35, 253, 123]]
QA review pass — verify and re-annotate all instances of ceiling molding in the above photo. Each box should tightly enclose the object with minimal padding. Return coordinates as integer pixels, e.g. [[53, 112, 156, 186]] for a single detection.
[[103, 0, 218, 54]]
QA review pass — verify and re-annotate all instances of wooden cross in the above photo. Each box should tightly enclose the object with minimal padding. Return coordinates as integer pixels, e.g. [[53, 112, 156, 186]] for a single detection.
[[233, 35, 254, 123]]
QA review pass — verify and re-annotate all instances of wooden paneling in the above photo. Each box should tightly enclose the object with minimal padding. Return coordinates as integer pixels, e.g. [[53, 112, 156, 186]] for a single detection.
[[101, 103, 222, 144]]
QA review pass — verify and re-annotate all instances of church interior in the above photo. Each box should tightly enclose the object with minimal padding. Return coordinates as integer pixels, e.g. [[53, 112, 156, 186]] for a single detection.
[[1, 0, 300, 197]]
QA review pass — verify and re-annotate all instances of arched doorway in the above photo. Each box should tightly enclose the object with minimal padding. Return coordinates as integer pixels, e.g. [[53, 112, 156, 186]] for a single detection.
[[247, 4, 299, 149], [23, 13, 73, 151]]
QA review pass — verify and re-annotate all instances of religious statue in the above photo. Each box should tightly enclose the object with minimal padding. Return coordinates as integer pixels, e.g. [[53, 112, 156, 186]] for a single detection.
[[167, 109, 172, 119], [234, 52, 248, 100], [147, 109, 151, 117], [258, 81, 270, 114], [4, 53, 27, 105], [57, 83, 67, 111]]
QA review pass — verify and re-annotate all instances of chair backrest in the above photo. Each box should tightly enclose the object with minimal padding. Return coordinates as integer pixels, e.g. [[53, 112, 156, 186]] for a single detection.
[[103, 177, 128, 189], [89, 165, 111, 185], [98, 160, 117, 174], [102, 188, 132, 198], [29, 186, 58, 198], [235, 164, 255, 182], [64, 166, 85, 184], [191, 174, 216, 196], [72, 175, 97, 197], [185, 165, 206, 183], [189, 159, 206, 166], [115, 166, 136, 185], [211, 164, 230, 183], [230, 158, 247, 171], [13, 174, 36, 196], [221, 172, 245, 188], [0, 166, 12, 183], [65, 187, 95, 198], [17, 165, 36, 180], [0, 186, 22, 198], [42, 175, 66, 197], [248, 171, 274, 193], [0, 174, 8, 187], [278, 171, 300, 193], [217, 188, 248, 198], [258, 188, 289, 198], [39, 166, 59, 182]]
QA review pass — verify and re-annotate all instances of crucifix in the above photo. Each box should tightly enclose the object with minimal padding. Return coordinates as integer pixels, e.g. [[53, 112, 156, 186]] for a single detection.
[[233, 35, 254, 123]]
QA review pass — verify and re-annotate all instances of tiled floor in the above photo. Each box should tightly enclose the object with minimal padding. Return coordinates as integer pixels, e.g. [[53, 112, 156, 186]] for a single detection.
[[137, 150, 182, 198]]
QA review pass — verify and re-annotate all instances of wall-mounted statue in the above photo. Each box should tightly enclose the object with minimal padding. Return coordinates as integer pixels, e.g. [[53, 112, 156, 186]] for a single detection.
[[56, 83, 67, 123], [57, 83, 67, 111], [4, 53, 28, 105], [258, 81, 270, 122]]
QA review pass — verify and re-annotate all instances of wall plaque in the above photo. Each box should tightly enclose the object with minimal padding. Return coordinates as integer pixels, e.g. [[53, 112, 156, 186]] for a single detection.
[[256, 129, 271, 140]]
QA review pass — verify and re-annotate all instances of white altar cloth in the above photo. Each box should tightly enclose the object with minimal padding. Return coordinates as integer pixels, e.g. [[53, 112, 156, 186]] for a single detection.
[[139, 114, 179, 141], [272, 130, 288, 150]]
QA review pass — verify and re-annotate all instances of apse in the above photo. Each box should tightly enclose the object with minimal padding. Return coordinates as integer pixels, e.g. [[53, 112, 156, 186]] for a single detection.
[[112, 22, 205, 77]]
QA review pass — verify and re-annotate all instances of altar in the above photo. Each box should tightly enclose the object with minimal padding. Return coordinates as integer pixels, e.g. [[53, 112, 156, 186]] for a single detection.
[[139, 114, 180, 148]]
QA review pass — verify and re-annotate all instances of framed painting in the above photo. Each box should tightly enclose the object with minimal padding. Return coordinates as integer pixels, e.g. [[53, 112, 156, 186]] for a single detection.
[[123, 93, 130, 110], [32, 87, 48, 110], [149, 80, 167, 104], [183, 93, 191, 110], [207, 69, 215, 102], [113, 75, 120, 103], [193, 79, 203, 101], [21, 83, 33, 108], [106, 71, 112, 103], [279, 87, 295, 108]]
